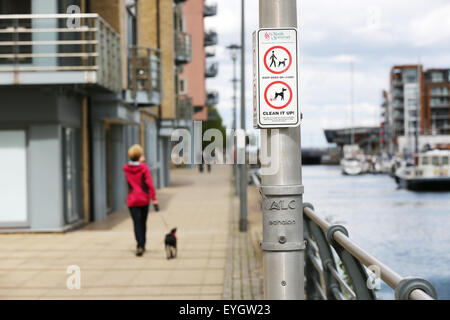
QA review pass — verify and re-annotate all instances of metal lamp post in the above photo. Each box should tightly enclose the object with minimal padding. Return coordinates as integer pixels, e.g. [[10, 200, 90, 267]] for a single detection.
[[239, 0, 248, 232], [227, 44, 241, 196], [259, 0, 304, 299]]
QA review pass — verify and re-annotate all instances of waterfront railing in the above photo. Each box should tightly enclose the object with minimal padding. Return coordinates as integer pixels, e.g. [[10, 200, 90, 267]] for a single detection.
[[250, 172, 437, 300]]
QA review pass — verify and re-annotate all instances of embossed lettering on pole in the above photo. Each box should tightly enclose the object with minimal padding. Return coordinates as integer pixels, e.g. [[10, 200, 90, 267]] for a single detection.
[[253, 28, 300, 128]]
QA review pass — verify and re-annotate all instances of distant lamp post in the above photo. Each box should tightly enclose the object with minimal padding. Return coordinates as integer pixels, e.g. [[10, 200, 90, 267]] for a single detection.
[[227, 44, 241, 196]]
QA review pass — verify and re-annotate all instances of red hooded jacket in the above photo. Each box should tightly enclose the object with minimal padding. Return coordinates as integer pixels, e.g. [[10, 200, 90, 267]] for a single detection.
[[123, 162, 156, 207]]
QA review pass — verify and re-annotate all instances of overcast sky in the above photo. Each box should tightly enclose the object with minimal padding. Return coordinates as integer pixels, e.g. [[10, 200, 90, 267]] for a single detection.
[[203, 0, 450, 147]]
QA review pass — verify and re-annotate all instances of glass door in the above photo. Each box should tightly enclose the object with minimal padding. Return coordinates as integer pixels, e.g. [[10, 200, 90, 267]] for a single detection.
[[62, 127, 82, 224]]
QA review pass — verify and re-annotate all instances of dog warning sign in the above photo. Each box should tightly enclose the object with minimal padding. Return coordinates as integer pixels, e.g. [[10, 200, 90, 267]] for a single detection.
[[253, 28, 299, 128]]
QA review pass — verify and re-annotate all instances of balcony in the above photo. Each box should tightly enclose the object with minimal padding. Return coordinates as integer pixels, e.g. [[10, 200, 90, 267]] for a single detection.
[[206, 90, 219, 105], [392, 90, 404, 98], [392, 100, 404, 110], [176, 95, 193, 127], [204, 30, 218, 46], [393, 111, 404, 121], [126, 46, 161, 106], [175, 31, 192, 64], [204, 3, 218, 17], [392, 79, 403, 87], [205, 48, 215, 58], [205, 62, 218, 78], [0, 14, 121, 92], [430, 102, 450, 109]]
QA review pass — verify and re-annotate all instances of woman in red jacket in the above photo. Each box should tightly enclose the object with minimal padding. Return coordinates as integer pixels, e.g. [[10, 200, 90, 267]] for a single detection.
[[123, 145, 158, 256]]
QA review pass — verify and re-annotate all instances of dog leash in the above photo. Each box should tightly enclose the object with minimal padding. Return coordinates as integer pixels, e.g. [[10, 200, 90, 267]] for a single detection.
[[152, 203, 170, 231]]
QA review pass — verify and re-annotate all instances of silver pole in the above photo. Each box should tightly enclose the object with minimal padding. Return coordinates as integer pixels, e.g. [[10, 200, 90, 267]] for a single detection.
[[232, 51, 239, 195], [259, 0, 304, 299], [350, 61, 355, 146], [239, 0, 248, 232]]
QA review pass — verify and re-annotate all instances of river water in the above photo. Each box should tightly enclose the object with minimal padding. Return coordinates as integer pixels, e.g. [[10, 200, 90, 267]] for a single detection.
[[302, 165, 450, 300]]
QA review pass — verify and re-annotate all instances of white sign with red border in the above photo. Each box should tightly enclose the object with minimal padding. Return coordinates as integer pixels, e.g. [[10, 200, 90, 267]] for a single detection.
[[253, 28, 300, 128]]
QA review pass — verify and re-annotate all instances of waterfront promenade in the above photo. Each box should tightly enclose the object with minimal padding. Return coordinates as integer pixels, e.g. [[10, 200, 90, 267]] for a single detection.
[[0, 166, 263, 300]]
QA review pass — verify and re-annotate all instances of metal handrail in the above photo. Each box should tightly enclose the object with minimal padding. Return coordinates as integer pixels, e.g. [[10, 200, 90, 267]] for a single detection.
[[251, 172, 436, 300], [0, 13, 121, 92], [303, 205, 437, 300]]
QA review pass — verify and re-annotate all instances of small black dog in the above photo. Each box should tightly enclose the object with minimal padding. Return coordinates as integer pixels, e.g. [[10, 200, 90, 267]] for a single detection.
[[164, 228, 177, 259]]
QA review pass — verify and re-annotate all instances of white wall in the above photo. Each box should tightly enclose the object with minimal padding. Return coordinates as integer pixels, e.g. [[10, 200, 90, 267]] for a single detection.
[[0, 130, 28, 225]]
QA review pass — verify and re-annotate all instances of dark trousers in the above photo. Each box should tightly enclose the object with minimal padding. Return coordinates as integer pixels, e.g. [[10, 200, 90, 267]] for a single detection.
[[129, 206, 149, 249]]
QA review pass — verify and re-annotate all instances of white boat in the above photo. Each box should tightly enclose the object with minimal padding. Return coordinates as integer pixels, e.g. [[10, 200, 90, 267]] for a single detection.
[[341, 145, 364, 175], [341, 157, 364, 175], [395, 150, 450, 191]]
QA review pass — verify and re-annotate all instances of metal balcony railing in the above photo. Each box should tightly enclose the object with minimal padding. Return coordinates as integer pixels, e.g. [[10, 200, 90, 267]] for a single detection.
[[205, 62, 218, 78], [392, 90, 404, 98], [128, 46, 161, 101], [0, 13, 121, 92], [205, 48, 215, 58], [176, 95, 193, 123], [175, 31, 192, 64], [430, 102, 450, 108], [393, 111, 404, 120], [392, 101, 404, 110], [204, 30, 218, 46], [204, 3, 218, 17], [302, 204, 437, 300], [206, 90, 219, 105]]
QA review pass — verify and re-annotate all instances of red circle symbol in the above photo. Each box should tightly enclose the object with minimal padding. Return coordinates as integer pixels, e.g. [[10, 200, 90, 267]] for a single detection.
[[264, 81, 293, 110], [263, 46, 292, 74]]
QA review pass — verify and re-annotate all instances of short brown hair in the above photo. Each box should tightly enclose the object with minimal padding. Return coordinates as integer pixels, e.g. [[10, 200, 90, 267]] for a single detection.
[[128, 144, 143, 161]]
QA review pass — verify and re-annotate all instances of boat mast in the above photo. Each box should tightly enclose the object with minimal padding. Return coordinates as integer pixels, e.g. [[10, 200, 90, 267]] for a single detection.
[[415, 62, 420, 156], [350, 61, 355, 146]]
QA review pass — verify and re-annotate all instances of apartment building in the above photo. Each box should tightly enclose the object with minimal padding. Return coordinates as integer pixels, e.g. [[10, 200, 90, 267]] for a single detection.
[[178, 0, 218, 122], [382, 65, 450, 154], [0, 0, 193, 232], [424, 68, 450, 135]]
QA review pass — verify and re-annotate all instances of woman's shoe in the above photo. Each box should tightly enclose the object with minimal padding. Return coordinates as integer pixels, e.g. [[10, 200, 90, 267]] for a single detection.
[[136, 247, 144, 257]]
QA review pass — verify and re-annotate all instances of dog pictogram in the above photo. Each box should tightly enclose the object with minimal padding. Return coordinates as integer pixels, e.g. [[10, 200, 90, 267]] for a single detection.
[[278, 58, 288, 68], [263, 46, 292, 75], [271, 88, 287, 101]]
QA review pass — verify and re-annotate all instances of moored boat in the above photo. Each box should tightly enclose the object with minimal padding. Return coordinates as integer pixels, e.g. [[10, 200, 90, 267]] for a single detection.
[[395, 150, 450, 191]]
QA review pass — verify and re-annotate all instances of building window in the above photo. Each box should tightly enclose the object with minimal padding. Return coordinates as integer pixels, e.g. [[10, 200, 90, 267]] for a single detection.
[[404, 69, 418, 83], [431, 72, 444, 83], [179, 79, 187, 95], [405, 87, 417, 96], [408, 110, 418, 117], [443, 156, 449, 166], [407, 98, 418, 107], [0, 0, 32, 65]]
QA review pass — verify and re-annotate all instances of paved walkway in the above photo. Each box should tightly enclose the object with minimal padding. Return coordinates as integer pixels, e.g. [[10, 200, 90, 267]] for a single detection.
[[223, 181, 264, 300], [0, 166, 240, 300]]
